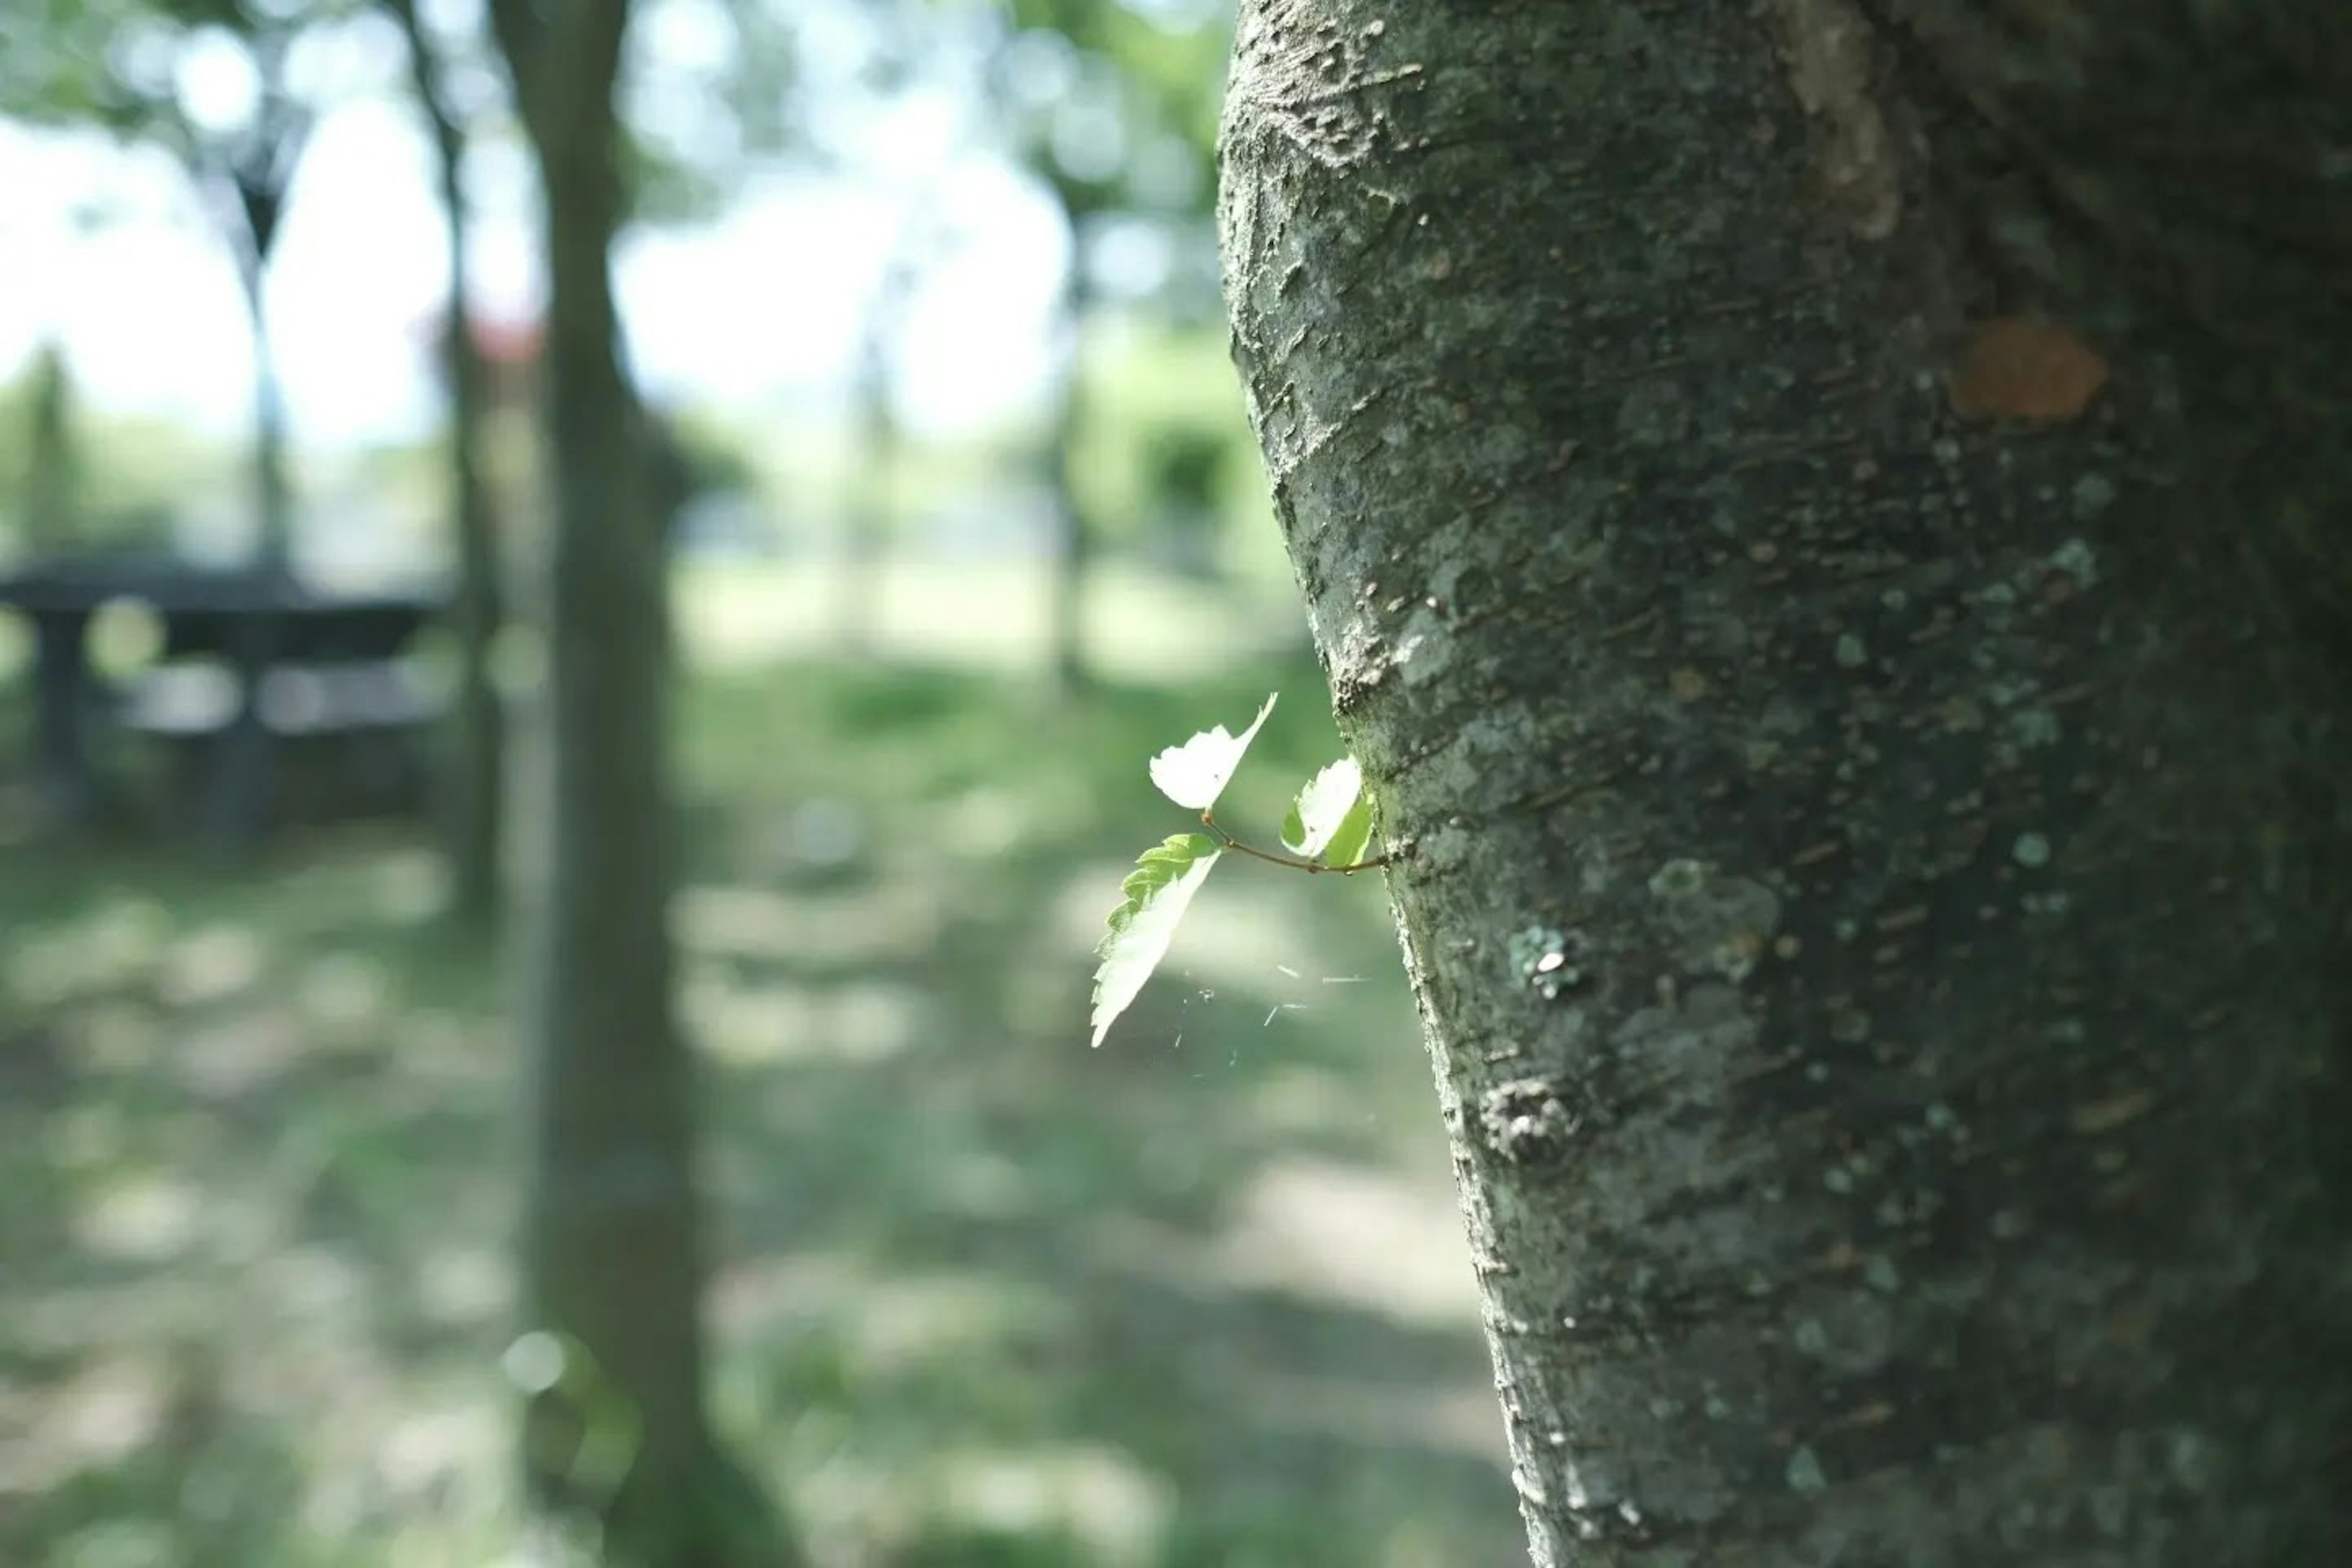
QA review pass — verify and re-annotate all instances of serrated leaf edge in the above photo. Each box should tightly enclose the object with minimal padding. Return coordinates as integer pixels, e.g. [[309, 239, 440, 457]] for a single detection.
[[1090, 832, 1223, 1047]]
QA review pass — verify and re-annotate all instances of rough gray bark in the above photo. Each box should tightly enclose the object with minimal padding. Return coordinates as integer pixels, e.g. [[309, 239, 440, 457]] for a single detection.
[[1218, 4, 2350, 1565], [390, 0, 505, 925], [491, 2, 788, 1562]]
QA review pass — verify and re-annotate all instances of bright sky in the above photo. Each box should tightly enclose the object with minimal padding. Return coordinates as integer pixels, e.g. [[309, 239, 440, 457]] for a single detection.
[[0, 58, 1072, 449]]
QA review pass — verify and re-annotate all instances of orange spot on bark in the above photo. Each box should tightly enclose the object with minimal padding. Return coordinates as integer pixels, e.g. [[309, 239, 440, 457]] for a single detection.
[[1948, 317, 2108, 424]]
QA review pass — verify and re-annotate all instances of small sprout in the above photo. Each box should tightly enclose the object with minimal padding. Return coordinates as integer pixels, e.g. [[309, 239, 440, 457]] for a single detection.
[[1095, 697, 1395, 1046], [1834, 632, 1868, 668], [1785, 1444, 1830, 1494], [2012, 831, 2052, 869]]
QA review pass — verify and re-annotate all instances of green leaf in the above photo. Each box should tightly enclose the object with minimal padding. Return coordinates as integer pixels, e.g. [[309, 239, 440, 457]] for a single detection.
[[1090, 833, 1222, 1047], [1147, 693, 1276, 810], [1321, 793, 1378, 869], [1281, 756, 1363, 857]]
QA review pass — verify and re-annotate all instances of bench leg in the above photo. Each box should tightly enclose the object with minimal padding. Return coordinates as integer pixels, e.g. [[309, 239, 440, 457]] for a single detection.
[[197, 644, 275, 850], [29, 612, 102, 833]]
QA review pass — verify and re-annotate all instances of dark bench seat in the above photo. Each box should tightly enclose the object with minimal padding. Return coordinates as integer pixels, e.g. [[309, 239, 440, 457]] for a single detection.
[[118, 660, 441, 739], [0, 556, 447, 840]]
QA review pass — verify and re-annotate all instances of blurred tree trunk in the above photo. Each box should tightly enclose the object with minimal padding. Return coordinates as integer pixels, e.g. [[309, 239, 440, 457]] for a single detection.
[[224, 155, 301, 575], [21, 336, 75, 556], [390, 0, 505, 927], [237, 257, 292, 571], [837, 239, 918, 657], [1043, 256, 1093, 697], [1221, 4, 2351, 1566], [197, 167, 300, 848], [489, 2, 790, 1562]]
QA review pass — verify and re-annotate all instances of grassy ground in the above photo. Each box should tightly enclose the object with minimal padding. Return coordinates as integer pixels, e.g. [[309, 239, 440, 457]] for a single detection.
[[0, 575, 1523, 1567]]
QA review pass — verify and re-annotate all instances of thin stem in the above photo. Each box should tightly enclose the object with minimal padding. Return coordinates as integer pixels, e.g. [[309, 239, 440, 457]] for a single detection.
[[1199, 810, 1393, 875]]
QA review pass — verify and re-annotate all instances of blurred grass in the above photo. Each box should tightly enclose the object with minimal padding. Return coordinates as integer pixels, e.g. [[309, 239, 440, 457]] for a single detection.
[[0, 567, 1522, 1567]]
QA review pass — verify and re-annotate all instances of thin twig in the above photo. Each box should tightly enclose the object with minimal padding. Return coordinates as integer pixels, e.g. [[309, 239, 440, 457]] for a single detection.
[[1199, 810, 1393, 874]]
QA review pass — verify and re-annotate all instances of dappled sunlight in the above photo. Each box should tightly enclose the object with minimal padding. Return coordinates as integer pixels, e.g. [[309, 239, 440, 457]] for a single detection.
[[1216, 1368, 1504, 1469], [1207, 1157, 1480, 1332], [676, 881, 944, 970], [174, 1009, 307, 1099], [923, 1442, 1174, 1567], [678, 560, 1300, 682], [684, 970, 926, 1068], [293, 949, 396, 1040], [0, 1352, 173, 1495], [837, 1271, 1071, 1382], [412, 1245, 513, 1330], [2, 899, 173, 1009], [69, 1169, 206, 1264], [0, 657, 1521, 1564], [62, 998, 164, 1076], [685, 970, 827, 1067]]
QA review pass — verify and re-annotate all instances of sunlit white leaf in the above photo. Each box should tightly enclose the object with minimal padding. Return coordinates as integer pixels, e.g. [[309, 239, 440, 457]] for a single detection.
[[1147, 693, 1277, 810], [1090, 833, 1222, 1047]]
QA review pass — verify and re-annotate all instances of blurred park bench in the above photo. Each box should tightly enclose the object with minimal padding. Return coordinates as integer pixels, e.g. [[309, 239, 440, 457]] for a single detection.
[[0, 554, 445, 845]]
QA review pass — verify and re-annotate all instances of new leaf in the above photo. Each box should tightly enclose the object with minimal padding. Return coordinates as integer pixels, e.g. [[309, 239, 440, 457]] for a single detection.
[[1281, 756, 1364, 858], [1321, 793, 1377, 870], [1147, 693, 1276, 810], [1090, 832, 1222, 1047]]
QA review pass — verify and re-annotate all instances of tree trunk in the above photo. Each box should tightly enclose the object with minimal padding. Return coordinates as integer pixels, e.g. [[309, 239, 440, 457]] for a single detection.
[[837, 238, 918, 657], [1219, 4, 2351, 1565], [1044, 207, 1095, 697], [493, 2, 786, 1561], [228, 175, 297, 575], [21, 336, 74, 556], [391, 0, 506, 927]]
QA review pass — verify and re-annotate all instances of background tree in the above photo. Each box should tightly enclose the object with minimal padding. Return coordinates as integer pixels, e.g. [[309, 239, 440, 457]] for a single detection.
[[838, 214, 927, 655], [1220, 2, 2351, 1564], [18, 340, 80, 558], [6, 0, 355, 570], [385, 0, 504, 925], [989, 0, 1229, 692], [486, 0, 791, 1560]]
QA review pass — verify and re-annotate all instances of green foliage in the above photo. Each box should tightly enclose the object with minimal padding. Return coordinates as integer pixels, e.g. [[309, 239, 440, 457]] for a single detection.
[[1319, 790, 1376, 871], [1092, 693, 1385, 1047], [0, 653, 1522, 1566], [1280, 757, 1368, 862], [1090, 830, 1221, 1048]]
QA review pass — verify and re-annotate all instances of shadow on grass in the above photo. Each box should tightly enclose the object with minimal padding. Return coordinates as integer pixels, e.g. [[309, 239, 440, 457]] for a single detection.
[[0, 655, 1524, 1567]]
